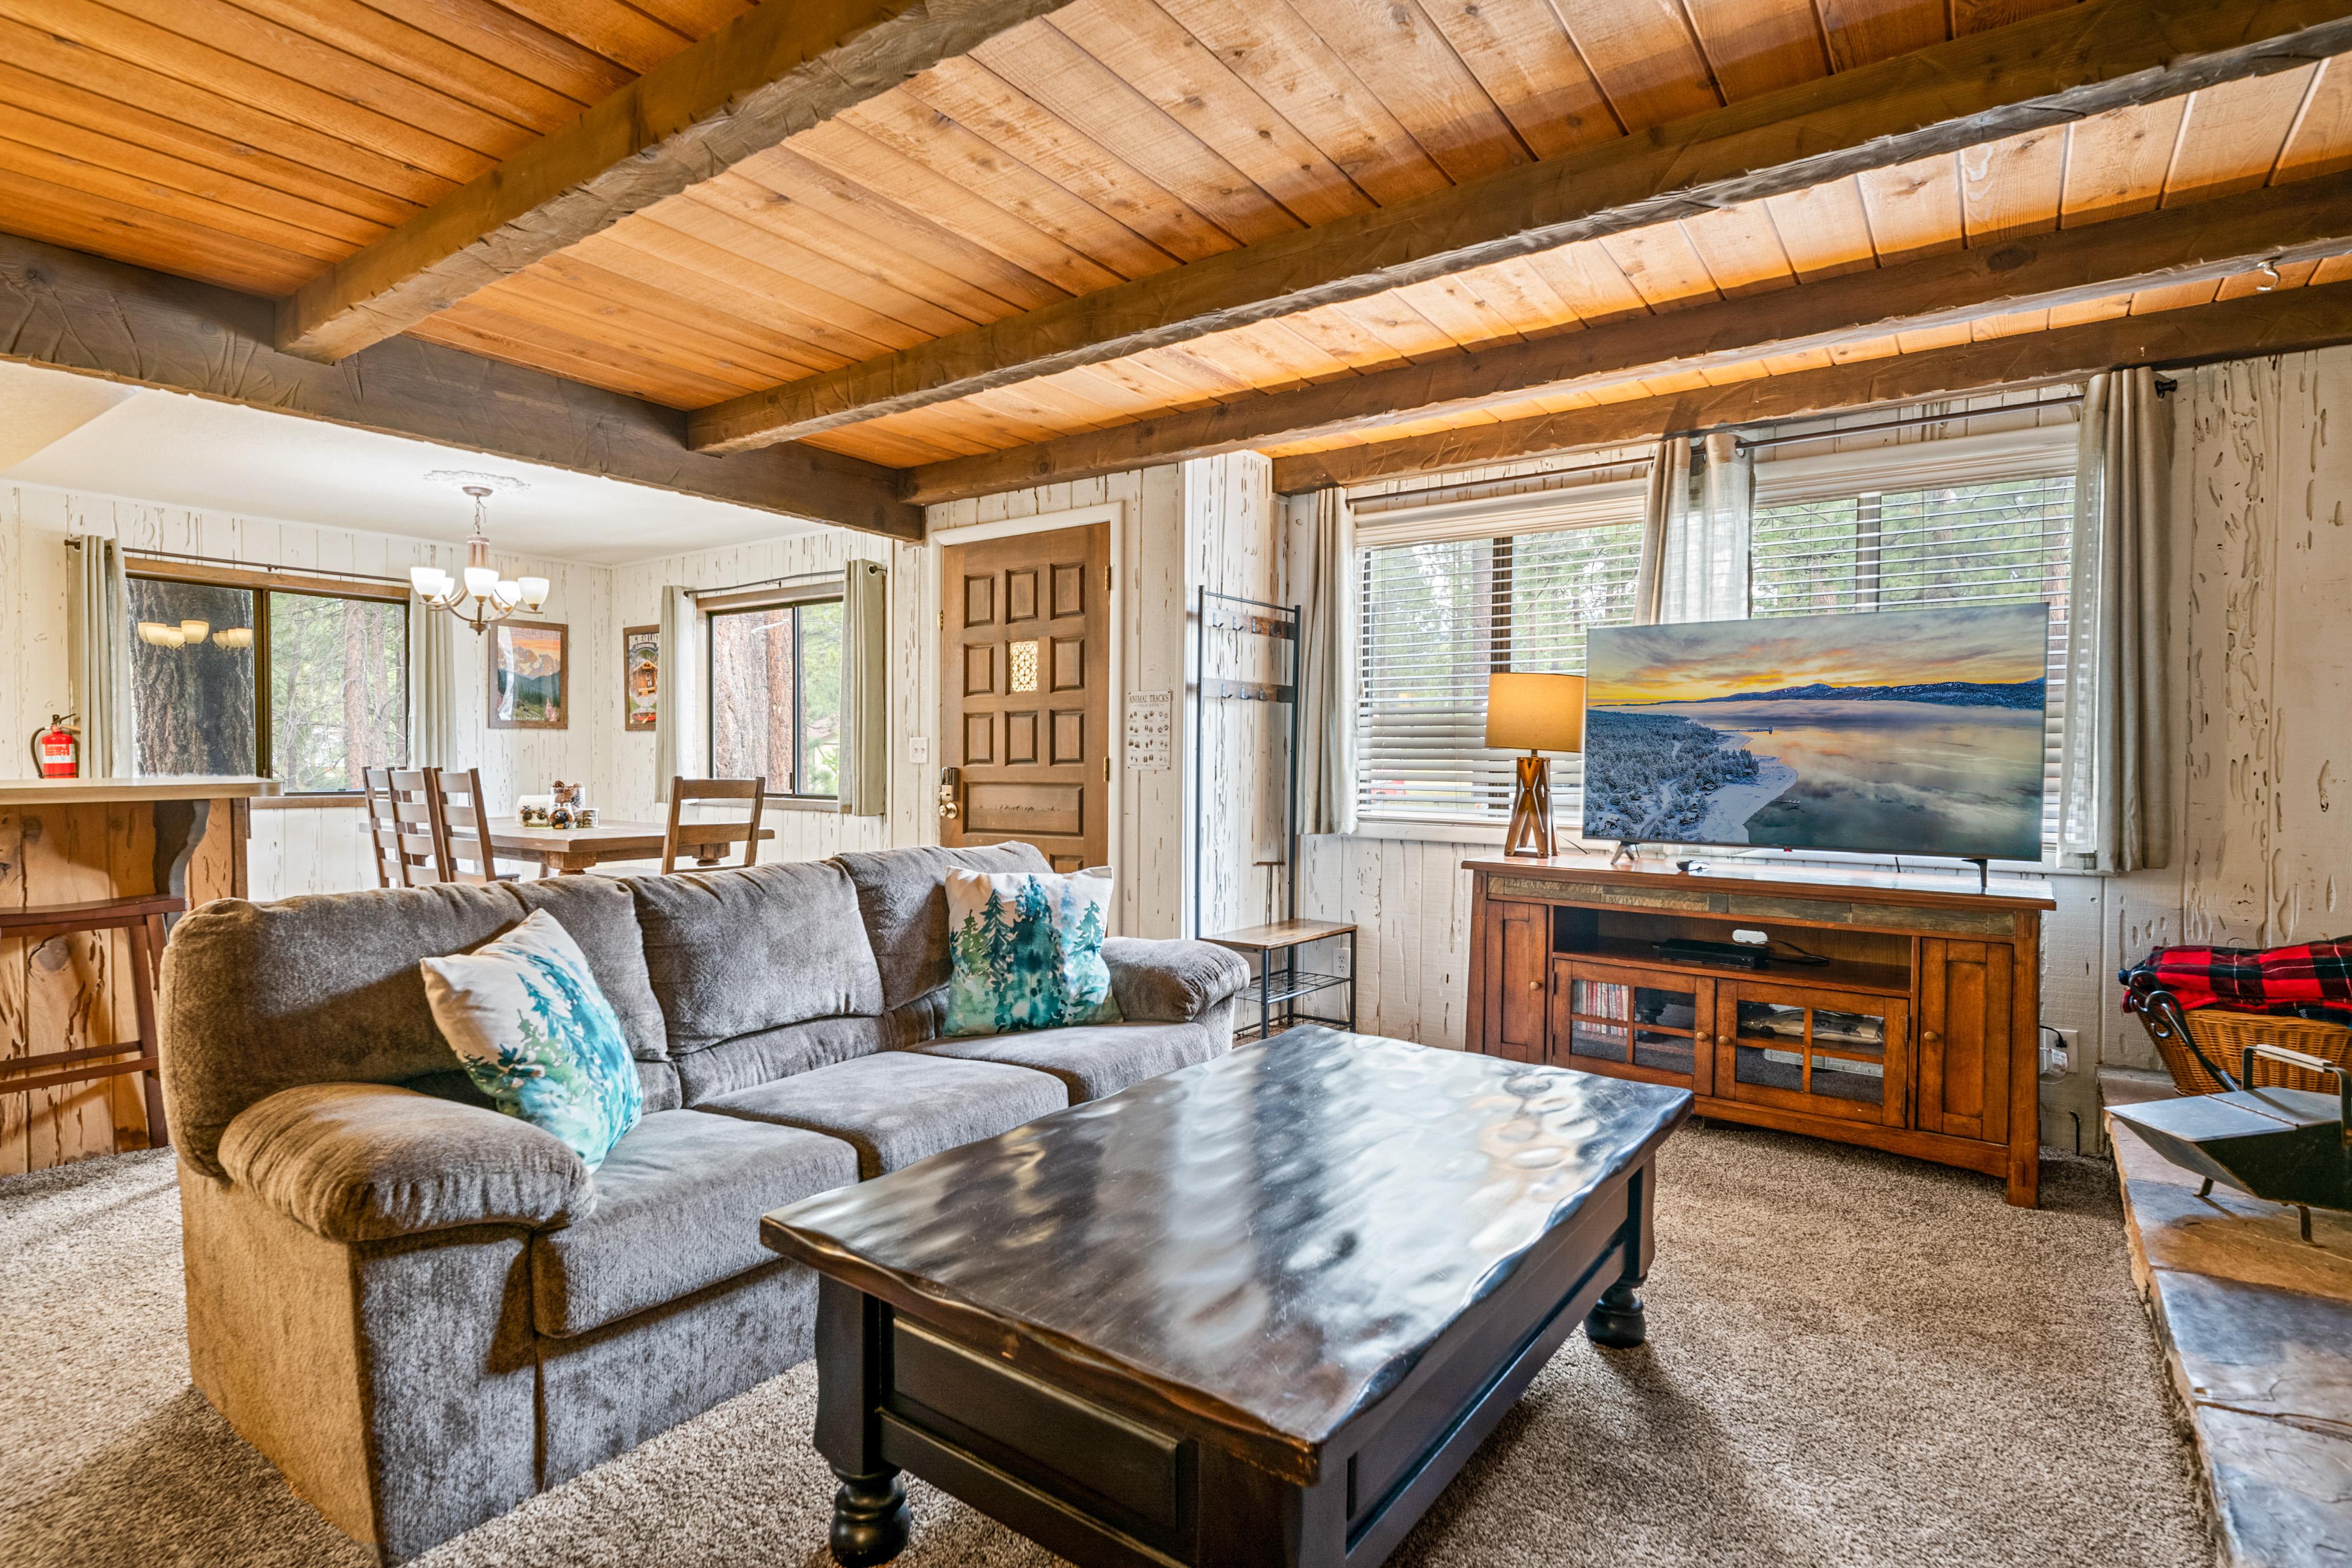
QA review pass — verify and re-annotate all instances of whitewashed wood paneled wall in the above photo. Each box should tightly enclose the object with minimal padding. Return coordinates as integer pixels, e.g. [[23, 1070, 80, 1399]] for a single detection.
[[1, 482, 612, 901]]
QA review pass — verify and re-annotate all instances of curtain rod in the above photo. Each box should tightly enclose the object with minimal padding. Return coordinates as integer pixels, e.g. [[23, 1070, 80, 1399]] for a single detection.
[[1350, 453, 1654, 508], [687, 561, 875, 600], [1726, 393, 2085, 452], [70, 538, 414, 589]]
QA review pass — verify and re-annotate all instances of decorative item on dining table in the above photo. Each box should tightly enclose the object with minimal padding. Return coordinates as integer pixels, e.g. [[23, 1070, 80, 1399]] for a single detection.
[[1487, 671, 1587, 858]]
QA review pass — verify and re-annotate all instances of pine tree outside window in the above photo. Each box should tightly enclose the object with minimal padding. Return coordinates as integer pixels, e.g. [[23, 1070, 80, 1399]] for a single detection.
[[125, 565, 408, 794]]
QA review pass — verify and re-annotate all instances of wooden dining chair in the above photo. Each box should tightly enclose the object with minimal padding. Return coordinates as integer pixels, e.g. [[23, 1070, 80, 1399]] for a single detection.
[[662, 776, 766, 874], [425, 767, 516, 884], [370, 768, 448, 887], [362, 767, 401, 889]]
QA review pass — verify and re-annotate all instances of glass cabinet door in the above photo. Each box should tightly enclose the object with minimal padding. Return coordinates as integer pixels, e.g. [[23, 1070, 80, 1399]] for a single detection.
[[1548, 958, 1713, 1092], [1717, 982, 1909, 1127]]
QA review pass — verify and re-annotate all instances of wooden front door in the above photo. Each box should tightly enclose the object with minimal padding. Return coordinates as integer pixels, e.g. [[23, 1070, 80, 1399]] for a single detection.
[[940, 524, 1110, 871]]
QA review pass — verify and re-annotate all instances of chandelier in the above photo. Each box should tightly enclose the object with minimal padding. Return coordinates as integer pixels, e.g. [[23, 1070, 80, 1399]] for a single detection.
[[410, 481, 549, 634]]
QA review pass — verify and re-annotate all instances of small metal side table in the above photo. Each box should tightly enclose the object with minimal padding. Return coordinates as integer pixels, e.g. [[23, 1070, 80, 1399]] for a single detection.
[[1202, 918, 1358, 1043]]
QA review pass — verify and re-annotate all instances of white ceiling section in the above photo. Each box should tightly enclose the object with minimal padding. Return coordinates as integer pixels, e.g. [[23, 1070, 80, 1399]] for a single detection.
[[0, 360, 828, 566]]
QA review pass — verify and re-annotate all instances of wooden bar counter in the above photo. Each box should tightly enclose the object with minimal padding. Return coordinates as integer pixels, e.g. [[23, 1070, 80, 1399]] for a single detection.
[[2, 775, 263, 1172]]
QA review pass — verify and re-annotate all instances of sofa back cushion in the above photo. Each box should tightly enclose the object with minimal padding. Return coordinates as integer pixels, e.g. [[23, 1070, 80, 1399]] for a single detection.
[[625, 861, 884, 1056], [509, 875, 669, 1063], [832, 842, 1051, 1011], [161, 883, 526, 1178], [161, 879, 673, 1180]]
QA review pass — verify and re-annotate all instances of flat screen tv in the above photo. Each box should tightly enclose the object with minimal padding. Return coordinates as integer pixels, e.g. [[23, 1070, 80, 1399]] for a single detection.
[[1580, 602, 2051, 861]]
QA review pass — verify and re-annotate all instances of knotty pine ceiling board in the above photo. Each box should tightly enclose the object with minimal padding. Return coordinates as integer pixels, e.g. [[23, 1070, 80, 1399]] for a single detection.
[[0, 0, 739, 296], [794, 61, 2352, 468], [317, 0, 2019, 410]]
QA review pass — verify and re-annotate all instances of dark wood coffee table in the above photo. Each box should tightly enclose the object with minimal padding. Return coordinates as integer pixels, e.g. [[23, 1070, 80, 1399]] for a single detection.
[[760, 1026, 1691, 1568]]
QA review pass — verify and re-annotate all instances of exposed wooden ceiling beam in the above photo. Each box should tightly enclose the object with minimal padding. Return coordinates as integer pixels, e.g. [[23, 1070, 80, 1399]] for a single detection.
[[2, 235, 921, 541], [1258, 281, 2352, 493], [691, 0, 2352, 456], [899, 179, 2352, 504], [275, 0, 1080, 364]]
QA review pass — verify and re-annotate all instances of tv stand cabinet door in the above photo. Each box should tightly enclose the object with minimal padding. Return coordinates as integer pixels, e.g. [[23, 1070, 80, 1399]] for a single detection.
[[1916, 940, 2014, 1146], [1481, 899, 1550, 1062]]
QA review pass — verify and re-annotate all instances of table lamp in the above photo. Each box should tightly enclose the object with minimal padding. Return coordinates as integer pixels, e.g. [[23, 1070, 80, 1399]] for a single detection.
[[1485, 672, 1586, 858]]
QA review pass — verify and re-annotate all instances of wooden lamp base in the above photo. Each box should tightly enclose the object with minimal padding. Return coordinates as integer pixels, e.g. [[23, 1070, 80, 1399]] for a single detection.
[[1502, 751, 1555, 858]]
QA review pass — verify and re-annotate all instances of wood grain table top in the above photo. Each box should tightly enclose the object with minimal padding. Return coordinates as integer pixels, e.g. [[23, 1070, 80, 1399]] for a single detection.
[[763, 1027, 1689, 1474], [485, 818, 775, 856]]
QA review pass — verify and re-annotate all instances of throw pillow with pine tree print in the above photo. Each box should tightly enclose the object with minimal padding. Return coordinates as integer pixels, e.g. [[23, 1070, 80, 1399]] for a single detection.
[[420, 908, 643, 1170], [940, 865, 1124, 1036]]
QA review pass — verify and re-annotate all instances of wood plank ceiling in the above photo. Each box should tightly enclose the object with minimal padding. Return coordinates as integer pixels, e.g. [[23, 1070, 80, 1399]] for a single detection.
[[4, 0, 2351, 499]]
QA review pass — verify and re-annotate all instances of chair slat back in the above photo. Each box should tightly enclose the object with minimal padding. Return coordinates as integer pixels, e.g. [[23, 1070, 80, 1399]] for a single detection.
[[428, 767, 505, 884], [362, 767, 402, 888], [381, 769, 450, 886], [662, 777, 766, 875]]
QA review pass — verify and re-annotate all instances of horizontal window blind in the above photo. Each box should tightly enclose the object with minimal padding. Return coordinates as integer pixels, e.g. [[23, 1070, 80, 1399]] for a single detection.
[[1750, 471, 2076, 853], [1357, 520, 1644, 822]]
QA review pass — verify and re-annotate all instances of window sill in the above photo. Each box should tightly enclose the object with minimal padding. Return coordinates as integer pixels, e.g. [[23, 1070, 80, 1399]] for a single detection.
[[763, 795, 841, 814], [251, 794, 365, 810]]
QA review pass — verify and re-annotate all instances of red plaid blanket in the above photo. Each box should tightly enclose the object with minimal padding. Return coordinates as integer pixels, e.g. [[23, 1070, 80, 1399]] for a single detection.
[[2124, 938, 2352, 1012]]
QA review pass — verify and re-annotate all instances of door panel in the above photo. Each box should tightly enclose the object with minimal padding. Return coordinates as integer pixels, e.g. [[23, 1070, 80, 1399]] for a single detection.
[[941, 524, 1110, 872], [1918, 939, 2013, 1144], [1483, 900, 1549, 1061], [1548, 957, 1713, 1092], [1716, 981, 1909, 1128]]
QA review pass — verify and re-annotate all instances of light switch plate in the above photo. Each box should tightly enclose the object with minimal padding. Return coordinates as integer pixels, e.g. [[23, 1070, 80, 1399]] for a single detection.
[[908, 735, 929, 765]]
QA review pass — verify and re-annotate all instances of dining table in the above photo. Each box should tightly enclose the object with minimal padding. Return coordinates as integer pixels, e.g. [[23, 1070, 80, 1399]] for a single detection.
[[485, 817, 775, 876]]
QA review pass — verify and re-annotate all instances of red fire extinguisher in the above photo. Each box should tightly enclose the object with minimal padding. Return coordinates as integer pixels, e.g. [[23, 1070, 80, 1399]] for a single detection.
[[30, 713, 80, 778]]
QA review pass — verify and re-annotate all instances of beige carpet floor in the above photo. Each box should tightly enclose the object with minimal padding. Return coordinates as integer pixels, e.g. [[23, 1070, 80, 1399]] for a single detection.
[[0, 1124, 2209, 1568]]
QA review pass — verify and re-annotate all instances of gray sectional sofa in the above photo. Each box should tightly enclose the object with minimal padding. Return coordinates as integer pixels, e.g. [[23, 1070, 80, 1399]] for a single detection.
[[159, 842, 1250, 1562]]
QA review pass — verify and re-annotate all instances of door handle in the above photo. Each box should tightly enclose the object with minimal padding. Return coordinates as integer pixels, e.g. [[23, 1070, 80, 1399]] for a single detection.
[[937, 766, 961, 820]]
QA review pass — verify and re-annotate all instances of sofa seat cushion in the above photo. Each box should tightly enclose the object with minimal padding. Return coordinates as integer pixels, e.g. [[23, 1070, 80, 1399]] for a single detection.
[[918, 1022, 1222, 1103], [530, 1109, 857, 1337], [698, 1052, 1067, 1180]]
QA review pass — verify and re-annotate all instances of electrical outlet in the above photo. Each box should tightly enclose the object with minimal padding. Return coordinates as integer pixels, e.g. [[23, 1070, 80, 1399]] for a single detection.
[[2040, 1027, 2076, 1079], [908, 735, 929, 765]]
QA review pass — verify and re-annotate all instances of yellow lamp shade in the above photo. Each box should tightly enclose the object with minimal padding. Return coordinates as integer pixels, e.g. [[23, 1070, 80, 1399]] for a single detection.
[[1485, 672, 1586, 753]]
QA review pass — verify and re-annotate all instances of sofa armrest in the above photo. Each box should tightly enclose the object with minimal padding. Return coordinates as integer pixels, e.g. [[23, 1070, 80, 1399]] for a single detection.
[[1102, 938, 1252, 1023], [218, 1082, 591, 1243]]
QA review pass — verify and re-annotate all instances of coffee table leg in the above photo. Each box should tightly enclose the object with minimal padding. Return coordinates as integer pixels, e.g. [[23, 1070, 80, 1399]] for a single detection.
[[1585, 1277, 1646, 1348], [830, 1466, 910, 1566]]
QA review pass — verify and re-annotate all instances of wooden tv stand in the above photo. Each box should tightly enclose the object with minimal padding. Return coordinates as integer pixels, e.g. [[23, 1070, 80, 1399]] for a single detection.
[[1464, 856, 2054, 1206]]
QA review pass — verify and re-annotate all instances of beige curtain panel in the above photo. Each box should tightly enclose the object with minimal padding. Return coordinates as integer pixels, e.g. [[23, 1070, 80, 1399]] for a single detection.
[[2063, 368, 2174, 873], [1297, 487, 1359, 837], [839, 559, 889, 818], [69, 534, 136, 778], [652, 585, 701, 805], [1632, 438, 1686, 626], [406, 587, 456, 769]]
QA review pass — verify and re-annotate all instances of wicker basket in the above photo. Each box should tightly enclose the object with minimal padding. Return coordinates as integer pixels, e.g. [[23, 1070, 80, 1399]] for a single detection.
[[2156, 1006, 2352, 1096]]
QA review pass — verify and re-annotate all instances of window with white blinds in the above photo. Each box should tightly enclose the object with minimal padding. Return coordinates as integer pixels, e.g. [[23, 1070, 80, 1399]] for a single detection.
[[1749, 469, 2076, 852], [1356, 518, 1644, 822]]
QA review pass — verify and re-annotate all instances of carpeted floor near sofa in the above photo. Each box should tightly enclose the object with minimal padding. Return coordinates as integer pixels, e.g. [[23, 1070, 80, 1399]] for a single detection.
[[1, 1124, 2210, 1568]]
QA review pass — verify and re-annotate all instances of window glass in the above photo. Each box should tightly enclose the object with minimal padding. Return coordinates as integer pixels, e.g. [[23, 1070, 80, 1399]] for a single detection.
[[1357, 520, 1643, 821], [709, 598, 843, 797], [1750, 471, 2076, 852], [268, 591, 409, 791], [128, 574, 409, 791], [128, 578, 256, 777]]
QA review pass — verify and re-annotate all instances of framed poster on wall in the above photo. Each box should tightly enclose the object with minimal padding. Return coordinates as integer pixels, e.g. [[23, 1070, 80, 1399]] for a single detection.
[[489, 619, 569, 730], [623, 624, 659, 731]]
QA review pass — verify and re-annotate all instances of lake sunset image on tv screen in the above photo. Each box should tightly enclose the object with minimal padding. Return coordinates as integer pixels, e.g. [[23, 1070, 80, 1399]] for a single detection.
[[1581, 603, 2050, 861]]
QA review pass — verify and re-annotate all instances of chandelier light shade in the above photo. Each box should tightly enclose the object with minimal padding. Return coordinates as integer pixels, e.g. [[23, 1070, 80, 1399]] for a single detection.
[[415, 483, 550, 634], [214, 627, 255, 650], [179, 619, 211, 644]]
